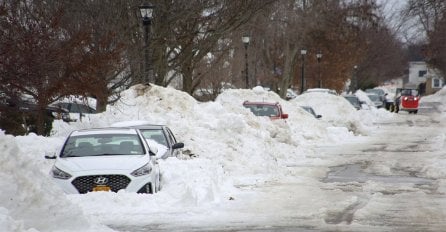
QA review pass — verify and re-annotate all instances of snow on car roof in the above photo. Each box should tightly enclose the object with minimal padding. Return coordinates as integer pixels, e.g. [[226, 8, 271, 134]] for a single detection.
[[71, 128, 138, 136], [243, 101, 280, 106]]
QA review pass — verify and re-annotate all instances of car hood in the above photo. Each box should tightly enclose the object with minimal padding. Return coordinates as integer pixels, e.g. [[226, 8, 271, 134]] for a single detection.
[[56, 155, 150, 173]]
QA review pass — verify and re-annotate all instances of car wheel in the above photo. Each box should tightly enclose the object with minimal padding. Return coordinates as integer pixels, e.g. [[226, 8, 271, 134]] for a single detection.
[[414, 110, 418, 114]]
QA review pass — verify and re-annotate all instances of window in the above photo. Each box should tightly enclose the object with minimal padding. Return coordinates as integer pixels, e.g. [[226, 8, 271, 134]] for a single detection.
[[433, 78, 442, 88], [418, 70, 427, 77], [141, 129, 168, 146]]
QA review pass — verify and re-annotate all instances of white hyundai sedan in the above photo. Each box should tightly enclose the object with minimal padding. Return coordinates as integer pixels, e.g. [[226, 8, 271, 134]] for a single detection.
[[45, 127, 160, 194]]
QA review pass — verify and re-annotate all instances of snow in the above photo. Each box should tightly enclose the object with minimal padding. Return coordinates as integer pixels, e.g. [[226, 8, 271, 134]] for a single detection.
[[1, 84, 445, 231]]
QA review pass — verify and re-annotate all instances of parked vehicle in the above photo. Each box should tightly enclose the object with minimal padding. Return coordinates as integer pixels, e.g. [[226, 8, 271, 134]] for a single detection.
[[243, 101, 288, 120], [286, 89, 298, 100], [45, 127, 161, 194], [343, 95, 362, 110], [0, 95, 72, 135], [53, 102, 96, 114], [391, 88, 420, 114], [300, 106, 322, 119], [129, 124, 184, 159], [365, 89, 386, 102], [51, 102, 96, 122], [366, 93, 384, 108]]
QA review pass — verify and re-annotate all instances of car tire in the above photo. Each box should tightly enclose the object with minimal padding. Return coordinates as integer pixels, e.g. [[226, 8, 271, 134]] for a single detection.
[[389, 104, 394, 112]]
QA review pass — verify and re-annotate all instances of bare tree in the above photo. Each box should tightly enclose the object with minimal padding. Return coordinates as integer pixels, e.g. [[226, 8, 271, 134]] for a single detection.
[[0, 0, 126, 135], [150, 0, 275, 94], [402, 0, 446, 76], [238, 0, 385, 97]]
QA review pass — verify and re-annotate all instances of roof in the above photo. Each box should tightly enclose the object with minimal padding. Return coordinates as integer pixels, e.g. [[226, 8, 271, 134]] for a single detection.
[[71, 127, 139, 136], [242, 101, 280, 106]]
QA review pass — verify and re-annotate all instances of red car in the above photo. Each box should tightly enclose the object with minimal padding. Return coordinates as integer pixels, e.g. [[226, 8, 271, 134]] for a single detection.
[[243, 101, 288, 120], [392, 88, 420, 114]]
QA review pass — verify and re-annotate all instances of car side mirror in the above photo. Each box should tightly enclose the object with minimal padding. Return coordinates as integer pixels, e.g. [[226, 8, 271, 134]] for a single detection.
[[44, 153, 56, 159], [281, 114, 289, 119], [148, 145, 158, 156], [44, 151, 57, 159], [316, 115, 322, 119], [172, 142, 184, 150]]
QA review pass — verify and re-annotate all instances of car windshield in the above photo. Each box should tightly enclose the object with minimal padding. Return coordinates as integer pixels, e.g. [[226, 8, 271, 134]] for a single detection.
[[244, 104, 279, 117], [301, 106, 316, 116], [401, 89, 418, 96], [367, 94, 379, 101], [139, 129, 168, 146], [344, 96, 360, 106], [61, 134, 144, 157], [58, 103, 96, 113]]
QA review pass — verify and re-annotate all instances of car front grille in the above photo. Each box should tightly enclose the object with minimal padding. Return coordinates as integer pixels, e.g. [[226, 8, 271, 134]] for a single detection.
[[72, 175, 131, 194]]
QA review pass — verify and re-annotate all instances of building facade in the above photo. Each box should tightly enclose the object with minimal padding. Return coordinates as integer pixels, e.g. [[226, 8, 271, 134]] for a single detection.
[[406, 61, 444, 95]]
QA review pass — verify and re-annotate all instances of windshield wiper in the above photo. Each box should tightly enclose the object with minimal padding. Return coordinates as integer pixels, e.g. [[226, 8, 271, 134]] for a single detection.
[[91, 153, 120, 156], [62, 154, 84, 158]]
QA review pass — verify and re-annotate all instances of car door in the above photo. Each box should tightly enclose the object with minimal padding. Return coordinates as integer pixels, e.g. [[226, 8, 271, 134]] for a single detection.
[[165, 127, 180, 157]]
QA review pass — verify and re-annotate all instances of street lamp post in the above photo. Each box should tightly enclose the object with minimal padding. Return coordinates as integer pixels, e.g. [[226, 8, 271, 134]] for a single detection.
[[354, 65, 358, 91], [242, 35, 250, 88], [300, 49, 307, 94], [139, 3, 154, 84], [316, 51, 322, 88]]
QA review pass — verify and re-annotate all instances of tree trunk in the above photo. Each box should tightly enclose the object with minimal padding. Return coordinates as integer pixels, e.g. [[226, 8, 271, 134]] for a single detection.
[[95, 95, 108, 113], [278, 44, 299, 98], [181, 45, 195, 94]]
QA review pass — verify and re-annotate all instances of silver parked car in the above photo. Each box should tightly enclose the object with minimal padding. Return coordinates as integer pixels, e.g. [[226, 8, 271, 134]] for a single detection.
[[343, 95, 362, 110], [127, 124, 185, 159], [367, 93, 384, 108]]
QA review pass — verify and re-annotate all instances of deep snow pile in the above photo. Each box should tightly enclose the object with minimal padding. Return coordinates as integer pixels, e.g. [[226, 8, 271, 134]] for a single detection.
[[421, 86, 446, 112], [1, 84, 382, 231], [0, 131, 113, 232]]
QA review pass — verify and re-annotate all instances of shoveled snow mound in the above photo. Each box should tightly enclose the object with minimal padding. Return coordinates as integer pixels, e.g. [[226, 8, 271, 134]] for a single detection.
[[0, 131, 113, 232]]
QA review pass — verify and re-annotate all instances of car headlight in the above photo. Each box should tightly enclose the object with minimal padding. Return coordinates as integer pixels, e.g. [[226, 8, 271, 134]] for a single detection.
[[131, 163, 152, 177], [404, 97, 408, 100], [50, 166, 72, 179]]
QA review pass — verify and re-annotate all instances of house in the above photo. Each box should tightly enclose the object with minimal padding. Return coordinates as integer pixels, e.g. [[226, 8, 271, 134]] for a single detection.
[[406, 61, 444, 95]]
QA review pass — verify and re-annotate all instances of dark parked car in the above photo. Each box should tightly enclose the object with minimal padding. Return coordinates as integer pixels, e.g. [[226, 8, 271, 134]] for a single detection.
[[300, 106, 322, 119], [51, 102, 97, 122], [52, 102, 96, 114], [0, 99, 71, 135], [343, 95, 362, 110]]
